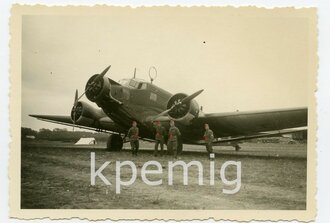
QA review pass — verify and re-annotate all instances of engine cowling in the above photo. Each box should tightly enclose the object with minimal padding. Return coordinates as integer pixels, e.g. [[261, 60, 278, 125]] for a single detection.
[[167, 93, 200, 124], [71, 101, 105, 126], [85, 74, 111, 102]]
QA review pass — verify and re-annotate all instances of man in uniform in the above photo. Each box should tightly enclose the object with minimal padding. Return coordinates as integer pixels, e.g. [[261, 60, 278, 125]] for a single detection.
[[204, 123, 214, 156], [167, 120, 181, 159], [153, 121, 166, 156], [128, 121, 139, 156]]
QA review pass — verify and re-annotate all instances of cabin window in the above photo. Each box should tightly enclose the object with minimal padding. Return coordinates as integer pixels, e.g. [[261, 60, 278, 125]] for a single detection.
[[140, 83, 147, 90], [150, 92, 157, 101], [123, 88, 130, 100]]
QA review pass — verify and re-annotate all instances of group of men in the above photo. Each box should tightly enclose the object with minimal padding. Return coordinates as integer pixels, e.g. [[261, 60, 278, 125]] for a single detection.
[[127, 120, 214, 158]]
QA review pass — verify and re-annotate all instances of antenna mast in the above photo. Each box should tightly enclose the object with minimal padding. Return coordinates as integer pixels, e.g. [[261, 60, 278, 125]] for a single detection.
[[149, 66, 157, 84]]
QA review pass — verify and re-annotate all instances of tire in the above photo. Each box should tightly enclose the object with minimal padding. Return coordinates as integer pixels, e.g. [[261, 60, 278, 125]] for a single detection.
[[235, 144, 241, 152], [106, 134, 123, 151]]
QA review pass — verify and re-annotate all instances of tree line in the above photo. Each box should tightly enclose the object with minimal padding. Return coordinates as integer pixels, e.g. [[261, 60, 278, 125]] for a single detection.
[[21, 127, 109, 142]]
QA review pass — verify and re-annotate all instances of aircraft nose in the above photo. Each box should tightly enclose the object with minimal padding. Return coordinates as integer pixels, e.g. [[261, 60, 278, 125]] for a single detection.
[[84, 66, 111, 102], [85, 74, 110, 102]]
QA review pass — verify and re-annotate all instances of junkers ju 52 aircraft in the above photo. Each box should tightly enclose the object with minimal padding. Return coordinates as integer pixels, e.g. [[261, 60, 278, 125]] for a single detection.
[[30, 66, 308, 152]]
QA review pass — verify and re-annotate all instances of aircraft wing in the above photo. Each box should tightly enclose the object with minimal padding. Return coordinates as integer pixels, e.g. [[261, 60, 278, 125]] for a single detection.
[[29, 114, 125, 134], [191, 107, 307, 138], [192, 127, 307, 145]]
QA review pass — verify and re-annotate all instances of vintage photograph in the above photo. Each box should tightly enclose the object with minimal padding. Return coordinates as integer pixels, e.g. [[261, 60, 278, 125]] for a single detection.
[[10, 5, 317, 221]]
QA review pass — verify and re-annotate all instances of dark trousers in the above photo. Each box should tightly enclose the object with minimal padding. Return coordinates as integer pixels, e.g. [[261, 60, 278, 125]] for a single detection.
[[167, 140, 178, 158], [206, 142, 213, 154], [154, 139, 164, 156], [130, 140, 139, 155]]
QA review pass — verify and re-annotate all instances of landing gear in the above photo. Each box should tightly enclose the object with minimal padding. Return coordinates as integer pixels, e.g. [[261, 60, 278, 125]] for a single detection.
[[235, 144, 241, 152], [106, 134, 123, 151]]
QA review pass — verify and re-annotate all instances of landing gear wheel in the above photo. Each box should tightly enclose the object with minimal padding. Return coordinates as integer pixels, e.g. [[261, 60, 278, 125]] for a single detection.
[[106, 134, 123, 151], [235, 144, 241, 152]]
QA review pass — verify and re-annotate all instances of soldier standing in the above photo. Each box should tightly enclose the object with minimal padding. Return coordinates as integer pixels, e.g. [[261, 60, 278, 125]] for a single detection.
[[128, 121, 139, 156], [204, 123, 214, 155], [167, 120, 181, 159], [153, 121, 166, 156]]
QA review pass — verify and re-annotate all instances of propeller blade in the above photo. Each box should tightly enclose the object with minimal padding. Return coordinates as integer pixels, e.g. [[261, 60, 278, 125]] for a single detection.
[[156, 108, 172, 118], [74, 89, 78, 106], [181, 89, 204, 104], [77, 89, 88, 102], [100, 65, 111, 77]]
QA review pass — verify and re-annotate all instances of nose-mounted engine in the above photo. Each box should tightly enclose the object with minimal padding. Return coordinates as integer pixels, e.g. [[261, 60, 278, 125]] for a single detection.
[[85, 74, 111, 102], [84, 66, 122, 106]]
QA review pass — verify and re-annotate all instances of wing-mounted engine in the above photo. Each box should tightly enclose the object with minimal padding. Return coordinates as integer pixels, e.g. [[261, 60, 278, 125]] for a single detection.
[[152, 89, 203, 125], [166, 93, 200, 124], [71, 101, 106, 127]]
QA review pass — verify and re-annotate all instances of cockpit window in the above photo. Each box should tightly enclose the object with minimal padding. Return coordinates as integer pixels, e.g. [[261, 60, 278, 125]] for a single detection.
[[119, 78, 148, 89], [118, 79, 130, 86], [129, 80, 138, 88]]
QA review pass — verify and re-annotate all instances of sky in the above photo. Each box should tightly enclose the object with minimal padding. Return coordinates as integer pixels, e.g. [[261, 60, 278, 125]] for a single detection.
[[21, 7, 315, 131]]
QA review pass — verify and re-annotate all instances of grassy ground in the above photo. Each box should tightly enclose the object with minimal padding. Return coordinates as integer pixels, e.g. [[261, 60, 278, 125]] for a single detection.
[[21, 140, 307, 209]]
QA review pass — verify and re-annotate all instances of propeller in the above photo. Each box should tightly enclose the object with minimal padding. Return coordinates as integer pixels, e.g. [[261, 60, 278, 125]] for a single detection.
[[76, 65, 111, 101], [154, 89, 204, 119]]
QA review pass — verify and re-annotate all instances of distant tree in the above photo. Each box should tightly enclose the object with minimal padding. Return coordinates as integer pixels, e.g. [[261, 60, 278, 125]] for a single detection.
[[53, 128, 68, 132], [38, 128, 52, 139], [29, 127, 109, 142], [21, 127, 37, 139], [39, 128, 51, 133]]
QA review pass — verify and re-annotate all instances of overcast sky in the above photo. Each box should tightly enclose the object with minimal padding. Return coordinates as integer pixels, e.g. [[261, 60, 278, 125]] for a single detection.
[[21, 7, 314, 130]]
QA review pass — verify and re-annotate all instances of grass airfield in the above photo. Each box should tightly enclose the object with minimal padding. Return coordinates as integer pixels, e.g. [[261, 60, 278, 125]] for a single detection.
[[21, 140, 307, 209]]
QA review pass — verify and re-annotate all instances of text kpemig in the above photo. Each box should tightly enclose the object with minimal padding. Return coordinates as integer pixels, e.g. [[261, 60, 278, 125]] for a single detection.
[[90, 152, 241, 194]]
